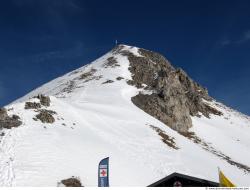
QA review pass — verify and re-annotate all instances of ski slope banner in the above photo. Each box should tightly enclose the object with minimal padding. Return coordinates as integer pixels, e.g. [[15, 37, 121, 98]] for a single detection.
[[98, 157, 109, 187]]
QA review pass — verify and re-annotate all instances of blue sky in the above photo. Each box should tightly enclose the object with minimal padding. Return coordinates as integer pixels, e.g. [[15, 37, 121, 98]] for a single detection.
[[0, 0, 250, 115]]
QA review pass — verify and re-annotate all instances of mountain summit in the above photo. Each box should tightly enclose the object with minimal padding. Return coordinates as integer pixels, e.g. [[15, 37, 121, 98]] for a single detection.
[[0, 45, 250, 186]]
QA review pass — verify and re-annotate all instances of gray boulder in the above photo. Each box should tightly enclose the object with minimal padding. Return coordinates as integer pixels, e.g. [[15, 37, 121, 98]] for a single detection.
[[0, 108, 22, 129], [25, 102, 41, 109], [36, 94, 51, 107], [60, 177, 82, 187], [35, 109, 55, 123], [0, 108, 8, 120]]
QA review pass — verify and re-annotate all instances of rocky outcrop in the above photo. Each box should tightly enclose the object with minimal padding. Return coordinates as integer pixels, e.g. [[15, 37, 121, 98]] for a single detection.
[[180, 131, 250, 173], [25, 102, 41, 109], [103, 57, 120, 68], [79, 68, 97, 80], [132, 93, 192, 132], [25, 95, 56, 124], [36, 94, 51, 107], [59, 177, 82, 187], [61, 80, 76, 94], [114, 45, 222, 132], [35, 109, 56, 123], [150, 125, 179, 149], [78, 68, 102, 83], [0, 108, 22, 129], [0, 108, 8, 120]]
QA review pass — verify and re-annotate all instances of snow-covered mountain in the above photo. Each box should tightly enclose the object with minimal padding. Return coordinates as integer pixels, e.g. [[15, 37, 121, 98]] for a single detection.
[[0, 45, 250, 186]]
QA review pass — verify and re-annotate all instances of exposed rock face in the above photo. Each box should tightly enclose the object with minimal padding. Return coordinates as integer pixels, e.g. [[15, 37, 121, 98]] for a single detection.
[[25, 102, 41, 109], [132, 93, 192, 132], [114, 45, 222, 132], [35, 109, 55, 123], [36, 94, 51, 107], [0, 108, 22, 129]]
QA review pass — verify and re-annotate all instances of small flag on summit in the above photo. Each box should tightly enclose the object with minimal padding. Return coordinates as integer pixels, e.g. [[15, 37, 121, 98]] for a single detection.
[[218, 168, 236, 187], [98, 157, 109, 187]]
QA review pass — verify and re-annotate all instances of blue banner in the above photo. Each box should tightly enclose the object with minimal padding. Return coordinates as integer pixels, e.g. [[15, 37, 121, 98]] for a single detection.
[[98, 157, 109, 187]]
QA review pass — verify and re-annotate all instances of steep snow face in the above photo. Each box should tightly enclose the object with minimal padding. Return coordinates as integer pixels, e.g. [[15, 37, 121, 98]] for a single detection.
[[1, 45, 250, 186]]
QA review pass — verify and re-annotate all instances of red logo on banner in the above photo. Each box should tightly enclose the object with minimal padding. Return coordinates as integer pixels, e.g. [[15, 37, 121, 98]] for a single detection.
[[100, 169, 107, 177]]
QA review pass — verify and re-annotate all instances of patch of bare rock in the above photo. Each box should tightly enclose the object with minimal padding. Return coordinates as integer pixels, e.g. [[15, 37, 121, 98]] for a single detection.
[[116, 76, 124, 80], [59, 177, 83, 187], [150, 125, 179, 150], [25, 102, 41, 109], [103, 56, 120, 68], [78, 68, 102, 83], [35, 109, 56, 123], [61, 80, 76, 94], [0, 108, 22, 129], [24, 95, 56, 124], [79, 68, 97, 80], [25, 94, 51, 109], [102, 79, 114, 84], [36, 94, 51, 106], [180, 131, 250, 173]]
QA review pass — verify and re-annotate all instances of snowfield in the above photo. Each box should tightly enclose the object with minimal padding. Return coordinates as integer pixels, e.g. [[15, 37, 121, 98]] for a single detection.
[[1, 45, 250, 186]]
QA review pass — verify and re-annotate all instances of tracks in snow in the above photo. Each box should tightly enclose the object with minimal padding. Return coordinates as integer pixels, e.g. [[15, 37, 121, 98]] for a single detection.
[[0, 129, 17, 186]]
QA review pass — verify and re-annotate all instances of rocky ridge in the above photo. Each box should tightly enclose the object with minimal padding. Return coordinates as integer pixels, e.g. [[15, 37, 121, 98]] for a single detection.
[[113, 45, 222, 132]]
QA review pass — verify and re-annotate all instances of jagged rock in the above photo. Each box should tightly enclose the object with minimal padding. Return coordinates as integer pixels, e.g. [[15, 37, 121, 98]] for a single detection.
[[60, 177, 82, 187], [35, 109, 55, 123], [36, 94, 51, 107], [115, 46, 222, 133], [0, 108, 22, 129], [25, 102, 41, 109]]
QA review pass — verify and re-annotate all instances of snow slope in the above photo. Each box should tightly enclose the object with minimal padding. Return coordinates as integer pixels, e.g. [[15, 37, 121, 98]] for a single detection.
[[1, 45, 250, 186]]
